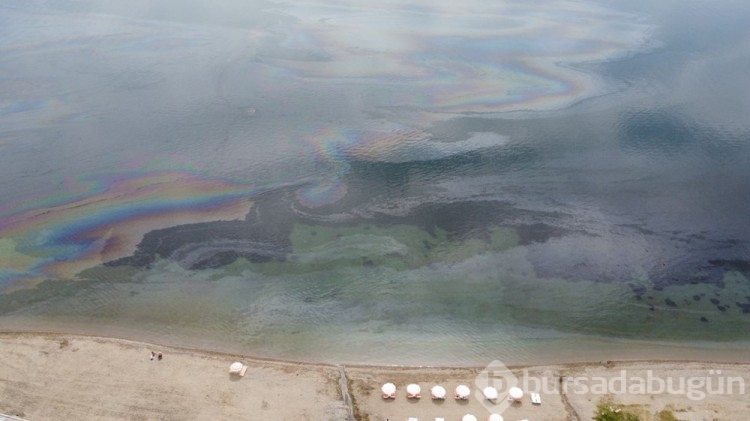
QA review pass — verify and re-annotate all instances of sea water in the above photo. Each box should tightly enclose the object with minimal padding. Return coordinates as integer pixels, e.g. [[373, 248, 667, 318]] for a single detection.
[[1, 0, 750, 365]]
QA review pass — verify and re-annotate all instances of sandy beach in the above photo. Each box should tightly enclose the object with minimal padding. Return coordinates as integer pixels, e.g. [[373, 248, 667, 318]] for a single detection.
[[1, 333, 748, 420]]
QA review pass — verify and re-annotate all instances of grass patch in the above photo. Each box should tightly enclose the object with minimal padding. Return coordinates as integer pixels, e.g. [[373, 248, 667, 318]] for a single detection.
[[656, 410, 679, 421], [595, 398, 642, 421]]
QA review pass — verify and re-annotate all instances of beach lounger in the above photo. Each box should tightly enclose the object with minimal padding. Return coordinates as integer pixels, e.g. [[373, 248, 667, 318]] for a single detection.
[[408, 418, 418, 421], [531, 392, 541, 404], [239, 365, 248, 377]]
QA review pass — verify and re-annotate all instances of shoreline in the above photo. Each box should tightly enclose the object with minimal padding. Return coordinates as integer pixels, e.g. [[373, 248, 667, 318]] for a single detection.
[[0, 329, 750, 370], [2, 331, 749, 420]]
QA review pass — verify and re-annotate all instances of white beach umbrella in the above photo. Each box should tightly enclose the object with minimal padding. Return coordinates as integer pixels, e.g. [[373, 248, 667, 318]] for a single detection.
[[455, 384, 471, 399], [406, 383, 421, 397], [482, 386, 498, 400], [508, 386, 524, 401], [488, 414, 504, 421], [462, 415, 478, 421], [228, 362, 243, 374], [381, 382, 396, 397], [431, 385, 446, 399]]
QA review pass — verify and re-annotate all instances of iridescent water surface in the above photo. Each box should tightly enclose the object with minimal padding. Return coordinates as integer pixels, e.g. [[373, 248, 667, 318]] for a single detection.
[[1, 0, 750, 365]]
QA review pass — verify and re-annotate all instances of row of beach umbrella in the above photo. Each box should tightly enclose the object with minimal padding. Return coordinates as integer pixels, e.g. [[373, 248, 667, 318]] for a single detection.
[[381, 382, 524, 402]]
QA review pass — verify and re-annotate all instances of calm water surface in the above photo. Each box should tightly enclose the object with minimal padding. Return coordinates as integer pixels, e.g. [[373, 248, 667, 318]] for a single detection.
[[1, 0, 750, 365]]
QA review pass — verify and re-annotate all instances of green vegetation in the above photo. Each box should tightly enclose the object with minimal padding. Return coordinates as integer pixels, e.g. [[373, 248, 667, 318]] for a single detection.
[[593, 402, 678, 421], [656, 410, 679, 421], [595, 400, 641, 421]]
